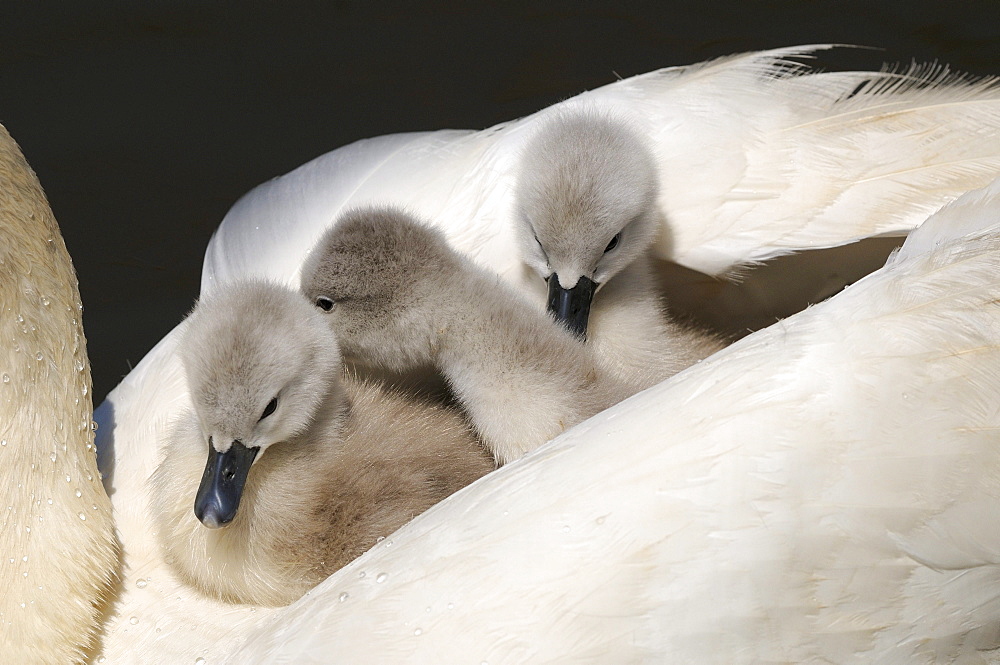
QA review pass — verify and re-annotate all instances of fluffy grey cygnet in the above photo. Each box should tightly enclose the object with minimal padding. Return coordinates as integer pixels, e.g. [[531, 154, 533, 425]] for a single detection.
[[151, 280, 495, 606], [301, 208, 626, 465], [514, 112, 724, 390]]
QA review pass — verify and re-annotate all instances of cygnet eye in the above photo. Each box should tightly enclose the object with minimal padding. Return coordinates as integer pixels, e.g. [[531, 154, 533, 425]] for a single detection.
[[259, 397, 278, 421], [315, 296, 335, 312], [604, 233, 621, 253]]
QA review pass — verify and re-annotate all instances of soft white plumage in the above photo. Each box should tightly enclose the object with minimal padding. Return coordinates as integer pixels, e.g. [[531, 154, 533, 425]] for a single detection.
[[86, 47, 1000, 662], [0, 124, 117, 663]]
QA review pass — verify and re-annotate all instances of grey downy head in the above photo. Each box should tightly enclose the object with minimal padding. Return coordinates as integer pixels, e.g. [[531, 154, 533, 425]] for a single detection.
[[300, 206, 460, 369], [514, 112, 660, 338], [179, 280, 342, 528]]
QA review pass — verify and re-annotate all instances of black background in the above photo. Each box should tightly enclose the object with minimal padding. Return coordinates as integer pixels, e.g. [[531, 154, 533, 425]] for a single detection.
[[1, 1, 998, 403]]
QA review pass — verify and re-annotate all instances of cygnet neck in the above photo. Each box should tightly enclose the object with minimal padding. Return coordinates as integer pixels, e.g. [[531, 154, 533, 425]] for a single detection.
[[424, 258, 620, 464]]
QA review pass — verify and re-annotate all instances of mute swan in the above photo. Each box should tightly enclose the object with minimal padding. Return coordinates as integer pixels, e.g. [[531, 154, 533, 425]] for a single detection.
[[91, 47, 1000, 662], [151, 280, 493, 606], [301, 206, 627, 463], [513, 111, 725, 389], [0, 124, 117, 663], [90, 159, 1000, 664]]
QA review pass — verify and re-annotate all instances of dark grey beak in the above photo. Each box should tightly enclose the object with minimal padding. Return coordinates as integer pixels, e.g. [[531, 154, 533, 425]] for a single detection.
[[546, 275, 597, 339], [194, 440, 259, 529]]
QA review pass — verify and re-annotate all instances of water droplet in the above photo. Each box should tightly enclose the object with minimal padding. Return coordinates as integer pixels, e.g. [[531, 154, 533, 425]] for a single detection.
[[562, 525, 571, 532], [338, 592, 349, 603], [49, 452, 56, 463], [74, 360, 85, 372], [98, 657, 106, 663], [0, 440, 6, 446], [22, 555, 27, 562], [135, 578, 148, 589], [92, 504, 98, 511], [195, 658, 206, 665], [375, 536, 385, 543], [7, 558, 13, 564], [21, 572, 27, 578], [19, 603, 25, 609], [34, 352, 42, 361], [24, 526, 29, 533], [502, 510, 509, 517], [15, 315, 22, 324], [129, 616, 139, 625], [595, 516, 606, 525], [358, 571, 366, 579], [46, 498, 52, 505], [78, 513, 86, 521], [413, 628, 422, 636], [91, 421, 98, 432], [425, 606, 431, 613], [385, 540, 392, 547], [74, 489, 82, 498], [40, 296, 49, 306], [65, 475, 71, 483], [376, 573, 388, 583], [446, 602, 454, 610], [81, 385, 88, 396], [2, 375, 9, 384]]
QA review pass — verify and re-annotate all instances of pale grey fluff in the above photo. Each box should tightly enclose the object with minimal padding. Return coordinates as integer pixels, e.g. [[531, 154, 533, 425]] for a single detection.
[[301, 207, 628, 465], [513, 111, 725, 389], [151, 279, 494, 606]]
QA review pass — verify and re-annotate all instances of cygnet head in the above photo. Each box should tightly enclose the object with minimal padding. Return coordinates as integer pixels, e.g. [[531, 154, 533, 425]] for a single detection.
[[301, 206, 458, 370], [180, 280, 341, 529], [514, 112, 659, 337]]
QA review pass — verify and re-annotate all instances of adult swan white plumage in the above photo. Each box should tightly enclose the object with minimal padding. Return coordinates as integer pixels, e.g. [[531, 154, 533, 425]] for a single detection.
[[90, 47, 1000, 662], [0, 124, 117, 663]]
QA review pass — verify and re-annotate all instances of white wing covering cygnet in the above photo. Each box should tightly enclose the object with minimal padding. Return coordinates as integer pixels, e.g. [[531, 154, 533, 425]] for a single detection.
[[92, 47, 1000, 663], [202, 45, 1000, 296], [223, 178, 1000, 664]]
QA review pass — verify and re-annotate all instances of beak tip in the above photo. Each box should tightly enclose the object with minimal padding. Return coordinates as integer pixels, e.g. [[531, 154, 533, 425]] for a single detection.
[[195, 506, 226, 529]]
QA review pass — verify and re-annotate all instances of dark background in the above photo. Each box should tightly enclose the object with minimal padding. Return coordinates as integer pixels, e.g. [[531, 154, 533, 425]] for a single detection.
[[1, 1, 998, 404]]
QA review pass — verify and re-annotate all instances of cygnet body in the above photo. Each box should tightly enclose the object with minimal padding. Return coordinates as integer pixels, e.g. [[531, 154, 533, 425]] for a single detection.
[[514, 112, 724, 390], [301, 207, 625, 464], [151, 281, 494, 606]]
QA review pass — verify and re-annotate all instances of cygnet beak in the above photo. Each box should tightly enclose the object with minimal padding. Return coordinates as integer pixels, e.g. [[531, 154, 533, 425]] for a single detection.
[[546, 275, 597, 339], [194, 440, 259, 529]]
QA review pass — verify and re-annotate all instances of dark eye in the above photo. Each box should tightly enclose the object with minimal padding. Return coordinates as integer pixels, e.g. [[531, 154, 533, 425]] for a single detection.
[[259, 397, 278, 421], [532, 231, 550, 264], [604, 233, 621, 253], [315, 296, 335, 311]]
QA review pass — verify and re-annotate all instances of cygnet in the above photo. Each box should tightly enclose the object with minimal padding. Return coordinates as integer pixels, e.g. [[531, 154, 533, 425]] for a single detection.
[[514, 112, 724, 390], [151, 280, 494, 606], [300, 207, 626, 465]]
